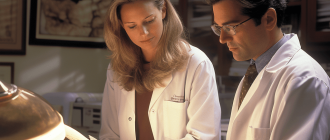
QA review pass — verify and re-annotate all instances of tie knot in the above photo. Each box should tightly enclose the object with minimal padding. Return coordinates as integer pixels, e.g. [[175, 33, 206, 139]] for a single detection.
[[245, 64, 258, 84], [246, 63, 257, 74]]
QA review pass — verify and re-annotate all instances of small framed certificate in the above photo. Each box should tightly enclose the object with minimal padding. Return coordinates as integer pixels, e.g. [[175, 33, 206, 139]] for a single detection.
[[0, 0, 26, 55], [0, 62, 14, 84]]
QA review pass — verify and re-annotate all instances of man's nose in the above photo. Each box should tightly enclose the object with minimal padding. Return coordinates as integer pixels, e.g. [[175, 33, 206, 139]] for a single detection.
[[219, 29, 233, 44]]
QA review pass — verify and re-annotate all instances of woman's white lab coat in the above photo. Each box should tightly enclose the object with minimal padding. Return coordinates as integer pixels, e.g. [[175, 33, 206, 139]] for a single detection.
[[226, 34, 330, 140], [99, 46, 221, 140]]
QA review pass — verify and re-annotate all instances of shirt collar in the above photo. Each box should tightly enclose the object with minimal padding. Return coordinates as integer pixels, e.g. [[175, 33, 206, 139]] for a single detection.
[[250, 34, 291, 73]]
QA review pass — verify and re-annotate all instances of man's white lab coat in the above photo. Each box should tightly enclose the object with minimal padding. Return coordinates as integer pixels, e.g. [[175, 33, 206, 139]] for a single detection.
[[226, 34, 330, 140], [99, 46, 221, 140]]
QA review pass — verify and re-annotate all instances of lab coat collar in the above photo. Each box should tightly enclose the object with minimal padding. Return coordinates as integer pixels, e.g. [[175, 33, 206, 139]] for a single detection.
[[265, 33, 300, 73]]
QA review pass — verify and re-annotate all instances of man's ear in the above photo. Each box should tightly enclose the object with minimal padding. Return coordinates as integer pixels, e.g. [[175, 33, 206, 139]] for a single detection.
[[263, 8, 277, 31], [162, 2, 167, 19]]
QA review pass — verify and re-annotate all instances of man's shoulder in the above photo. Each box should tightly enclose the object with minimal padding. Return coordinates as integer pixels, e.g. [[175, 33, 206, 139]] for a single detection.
[[281, 49, 330, 85]]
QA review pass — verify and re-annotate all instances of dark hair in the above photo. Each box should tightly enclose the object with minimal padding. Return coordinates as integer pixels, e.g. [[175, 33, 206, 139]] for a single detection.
[[205, 0, 287, 27]]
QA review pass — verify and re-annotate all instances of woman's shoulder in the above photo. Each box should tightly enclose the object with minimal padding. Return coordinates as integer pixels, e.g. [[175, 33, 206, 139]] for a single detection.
[[105, 63, 122, 89], [106, 63, 115, 80], [188, 45, 211, 64]]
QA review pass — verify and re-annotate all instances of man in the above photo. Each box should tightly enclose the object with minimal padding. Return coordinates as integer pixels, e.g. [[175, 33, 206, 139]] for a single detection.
[[206, 0, 330, 139]]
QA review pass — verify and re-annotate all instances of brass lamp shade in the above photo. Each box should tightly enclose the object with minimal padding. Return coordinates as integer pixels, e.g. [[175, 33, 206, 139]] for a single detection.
[[0, 80, 65, 140]]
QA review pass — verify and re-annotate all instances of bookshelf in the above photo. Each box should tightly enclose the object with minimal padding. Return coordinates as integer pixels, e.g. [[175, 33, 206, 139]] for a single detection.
[[306, 0, 330, 43], [285, 0, 330, 63], [285, 0, 330, 68]]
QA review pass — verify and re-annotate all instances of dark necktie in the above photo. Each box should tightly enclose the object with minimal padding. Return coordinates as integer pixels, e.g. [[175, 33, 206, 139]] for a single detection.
[[238, 63, 258, 109]]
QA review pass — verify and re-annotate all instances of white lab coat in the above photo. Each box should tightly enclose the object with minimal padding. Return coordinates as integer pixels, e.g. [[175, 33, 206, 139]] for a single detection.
[[226, 34, 330, 140], [99, 46, 221, 140]]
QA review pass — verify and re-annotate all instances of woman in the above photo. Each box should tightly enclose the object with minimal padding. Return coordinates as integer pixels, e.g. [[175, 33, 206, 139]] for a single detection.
[[100, 0, 221, 139]]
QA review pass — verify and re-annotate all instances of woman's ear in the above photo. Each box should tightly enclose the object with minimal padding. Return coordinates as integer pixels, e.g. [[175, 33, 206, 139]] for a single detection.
[[264, 8, 277, 31], [162, 2, 167, 19]]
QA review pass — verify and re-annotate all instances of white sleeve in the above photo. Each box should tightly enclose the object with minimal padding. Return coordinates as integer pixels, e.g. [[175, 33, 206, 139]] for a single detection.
[[182, 60, 222, 140], [271, 77, 330, 140], [99, 68, 120, 140]]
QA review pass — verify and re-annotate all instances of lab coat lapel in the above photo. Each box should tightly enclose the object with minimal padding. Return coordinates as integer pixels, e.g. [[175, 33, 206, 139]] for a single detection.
[[230, 78, 243, 119], [119, 72, 174, 113], [226, 77, 243, 140], [233, 34, 301, 119], [149, 74, 173, 111], [227, 70, 272, 140], [120, 88, 136, 140], [121, 87, 135, 113], [234, 69, 267, 117], [266, 34, 300, 73], [148, 52, 193, 110]]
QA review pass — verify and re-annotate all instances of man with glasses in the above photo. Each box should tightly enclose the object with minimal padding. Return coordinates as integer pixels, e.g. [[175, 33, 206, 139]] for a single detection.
[[206, 0, 330, 139]]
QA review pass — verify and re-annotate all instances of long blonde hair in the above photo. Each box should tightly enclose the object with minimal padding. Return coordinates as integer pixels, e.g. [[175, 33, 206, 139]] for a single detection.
[[104, 0, 190, 93]]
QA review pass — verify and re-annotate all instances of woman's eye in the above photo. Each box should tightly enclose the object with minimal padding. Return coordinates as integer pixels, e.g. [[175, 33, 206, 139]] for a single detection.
[[128, 26, 136, 29], [146, 19, 155, 24]]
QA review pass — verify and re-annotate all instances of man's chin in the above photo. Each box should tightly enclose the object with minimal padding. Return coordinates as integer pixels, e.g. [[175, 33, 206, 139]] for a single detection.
[[233, 55, 249, 61]]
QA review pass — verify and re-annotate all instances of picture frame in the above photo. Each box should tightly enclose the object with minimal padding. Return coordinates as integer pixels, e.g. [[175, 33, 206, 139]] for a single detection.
[[0, 0, 26, 55], [0, 62, 14, 84], [29, 0, 110, 48]]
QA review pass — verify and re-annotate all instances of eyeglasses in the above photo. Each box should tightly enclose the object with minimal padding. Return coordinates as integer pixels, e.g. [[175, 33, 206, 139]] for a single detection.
[[211, 18, 252, 36]]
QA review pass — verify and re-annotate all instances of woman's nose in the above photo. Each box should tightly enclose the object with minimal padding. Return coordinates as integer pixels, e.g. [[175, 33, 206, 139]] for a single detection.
[[140, 25, 149, 35]]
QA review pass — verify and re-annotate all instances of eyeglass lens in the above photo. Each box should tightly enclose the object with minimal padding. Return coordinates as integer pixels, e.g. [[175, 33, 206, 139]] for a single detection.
[[212, 25, 235, 36]]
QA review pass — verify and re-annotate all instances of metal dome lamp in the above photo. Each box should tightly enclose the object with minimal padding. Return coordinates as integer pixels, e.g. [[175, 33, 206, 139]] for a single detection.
[[0, 80, 93, 140]]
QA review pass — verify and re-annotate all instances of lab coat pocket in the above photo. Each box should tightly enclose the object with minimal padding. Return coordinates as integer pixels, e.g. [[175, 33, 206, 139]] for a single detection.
[[163, 101, 188, 139], [247, 126, 270, 140]]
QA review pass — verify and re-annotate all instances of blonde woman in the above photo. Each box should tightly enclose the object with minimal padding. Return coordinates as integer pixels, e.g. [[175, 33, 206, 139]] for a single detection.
[[99, 0, 221, 139]]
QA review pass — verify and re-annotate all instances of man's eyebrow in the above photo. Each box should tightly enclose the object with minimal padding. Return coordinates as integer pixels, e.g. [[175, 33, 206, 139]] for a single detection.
[[214, 19, 241, 26], [124, 14, 154, 24]]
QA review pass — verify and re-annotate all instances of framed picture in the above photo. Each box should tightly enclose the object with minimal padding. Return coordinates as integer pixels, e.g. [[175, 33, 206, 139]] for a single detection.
[[0, 62, 14, 84], [29, 0, 111, 48], [0, 0, 26, 55]]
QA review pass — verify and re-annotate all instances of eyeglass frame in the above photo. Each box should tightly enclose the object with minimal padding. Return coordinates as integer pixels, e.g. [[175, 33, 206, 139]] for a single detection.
[[211, 17, 252, 36]]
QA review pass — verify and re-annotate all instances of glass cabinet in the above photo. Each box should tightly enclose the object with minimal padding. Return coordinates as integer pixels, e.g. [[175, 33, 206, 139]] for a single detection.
[[307, 0, 330, 43]]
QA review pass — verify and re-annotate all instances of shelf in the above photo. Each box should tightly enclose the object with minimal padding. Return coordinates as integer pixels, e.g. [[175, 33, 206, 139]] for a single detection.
[[287, 1, 301, 6]]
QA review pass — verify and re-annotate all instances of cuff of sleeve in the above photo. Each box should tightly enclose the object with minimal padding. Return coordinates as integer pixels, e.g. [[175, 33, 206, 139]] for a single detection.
[[181, 133, 199, 140]]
